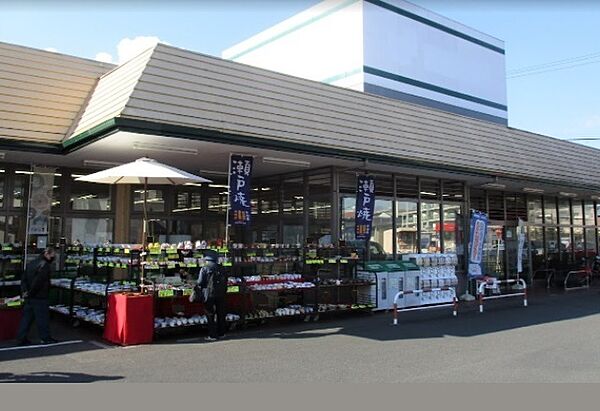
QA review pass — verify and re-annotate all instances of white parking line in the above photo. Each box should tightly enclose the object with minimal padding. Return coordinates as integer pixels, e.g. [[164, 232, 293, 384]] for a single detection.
[[88, 340, 113, 349], [0, 340, 83, 352]]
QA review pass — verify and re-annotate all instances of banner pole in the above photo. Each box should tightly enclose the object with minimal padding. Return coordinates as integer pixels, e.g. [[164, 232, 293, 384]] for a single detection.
[[23, 164, 34, 270], [225, 154, 232, 245]]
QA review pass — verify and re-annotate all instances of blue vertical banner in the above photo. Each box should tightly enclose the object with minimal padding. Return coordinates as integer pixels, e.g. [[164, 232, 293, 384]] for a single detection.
[[229, 155, 253, 225], [355, 175, 375, 240], [468, 210, 489, 278]]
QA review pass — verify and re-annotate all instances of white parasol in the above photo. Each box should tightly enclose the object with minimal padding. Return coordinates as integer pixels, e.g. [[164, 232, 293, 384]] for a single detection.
[[76, 157, 212, 245]]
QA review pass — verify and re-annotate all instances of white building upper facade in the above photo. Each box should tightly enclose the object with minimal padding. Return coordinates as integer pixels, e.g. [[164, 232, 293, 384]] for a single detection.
[[222, 0, 507, 125]]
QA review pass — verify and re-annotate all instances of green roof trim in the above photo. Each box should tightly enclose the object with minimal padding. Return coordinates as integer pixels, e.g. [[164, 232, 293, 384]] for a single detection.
[[62, 118, 118, 151], [0, 138, 62, 154]]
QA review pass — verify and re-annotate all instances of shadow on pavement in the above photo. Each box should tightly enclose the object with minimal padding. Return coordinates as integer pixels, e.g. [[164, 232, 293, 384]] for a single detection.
[[0, 371, 123, 383], [0, 340, 111, 362], [198, 287, 600, 343]]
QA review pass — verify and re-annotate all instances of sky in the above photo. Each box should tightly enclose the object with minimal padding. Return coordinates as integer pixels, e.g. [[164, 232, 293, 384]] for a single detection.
[[1, 0, 600, 147]]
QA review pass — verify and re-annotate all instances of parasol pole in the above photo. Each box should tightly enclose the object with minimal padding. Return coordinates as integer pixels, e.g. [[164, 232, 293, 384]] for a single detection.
[[141, 177, 149, 291]]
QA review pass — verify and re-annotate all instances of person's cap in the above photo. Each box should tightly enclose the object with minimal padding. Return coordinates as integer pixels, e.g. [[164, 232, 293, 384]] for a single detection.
[[204, 254, 217, 262]]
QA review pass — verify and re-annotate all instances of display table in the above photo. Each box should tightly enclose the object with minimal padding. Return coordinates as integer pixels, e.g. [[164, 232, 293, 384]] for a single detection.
[[103, 293, 153, 346], [0, 307, 23, 341]]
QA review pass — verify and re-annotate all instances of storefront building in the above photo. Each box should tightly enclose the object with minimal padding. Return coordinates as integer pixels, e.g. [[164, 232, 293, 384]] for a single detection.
[[2, 38, 600, 291]]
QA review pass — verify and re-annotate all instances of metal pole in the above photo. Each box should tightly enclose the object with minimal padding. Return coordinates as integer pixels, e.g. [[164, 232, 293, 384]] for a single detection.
[[23, 164, 34, 270], [143, 177, 148, 246], [225, 154, 232, 244]]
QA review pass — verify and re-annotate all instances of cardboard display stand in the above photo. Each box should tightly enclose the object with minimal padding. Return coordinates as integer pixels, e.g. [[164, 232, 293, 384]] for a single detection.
[[103, 293, 153, 346], [0, 307, 23, 341]]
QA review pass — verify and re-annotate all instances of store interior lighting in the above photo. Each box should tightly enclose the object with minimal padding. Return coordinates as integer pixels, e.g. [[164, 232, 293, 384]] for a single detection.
[[0, 152, 5, 160], [262, 156, 311, 168], [132, 142, 199, 155], [559, 192, 578, 197], [523, 187, 544, 194], [83, 159, 123, 168]]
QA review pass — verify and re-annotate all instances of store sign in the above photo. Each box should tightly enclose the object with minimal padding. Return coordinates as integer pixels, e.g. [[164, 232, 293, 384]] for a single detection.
[[229, 155, 253, 225], [468, 210, 488, 278], [27, 166, 56, 235], [517, 218, 525, 274], [355, 175, 375, 240]]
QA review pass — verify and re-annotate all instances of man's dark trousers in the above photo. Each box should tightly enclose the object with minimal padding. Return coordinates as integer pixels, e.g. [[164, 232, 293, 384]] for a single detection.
[[205, 298, 226, 338], [17, 298, 50, 342]]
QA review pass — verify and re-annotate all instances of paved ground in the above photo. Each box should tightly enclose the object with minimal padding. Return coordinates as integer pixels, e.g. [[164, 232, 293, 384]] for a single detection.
[[2, 288, 600, 383]]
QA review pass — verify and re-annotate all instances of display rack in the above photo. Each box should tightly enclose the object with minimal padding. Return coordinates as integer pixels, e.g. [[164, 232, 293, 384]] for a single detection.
[[0, 243, 24, 316], [50, 244, 141, 327], [304, 245, 375, 318], [384, 254, 459, 325]]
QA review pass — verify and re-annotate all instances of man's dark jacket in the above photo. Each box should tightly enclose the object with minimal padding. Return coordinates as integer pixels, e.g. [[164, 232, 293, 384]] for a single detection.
[[21, 256, 52, 299]]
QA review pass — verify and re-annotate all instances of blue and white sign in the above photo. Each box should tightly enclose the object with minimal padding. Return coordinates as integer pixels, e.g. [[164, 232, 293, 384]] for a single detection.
[[229, 155, 253, 225], [468, 210, 488, 278], [355, 175, 375, 240]]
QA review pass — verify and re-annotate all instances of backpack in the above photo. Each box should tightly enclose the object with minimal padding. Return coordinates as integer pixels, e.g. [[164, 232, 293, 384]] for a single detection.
[[204, 264, 227, 300], [190, 263, 226, 303]]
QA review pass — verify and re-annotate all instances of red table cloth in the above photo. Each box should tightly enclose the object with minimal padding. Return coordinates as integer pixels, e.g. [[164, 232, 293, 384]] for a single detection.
[[103, 293, 154, 346], [0, 307, 23, 341]]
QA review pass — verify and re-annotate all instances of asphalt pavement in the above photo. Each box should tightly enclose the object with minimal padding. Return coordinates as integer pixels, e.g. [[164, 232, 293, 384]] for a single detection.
[[2, 288, 600, 382]]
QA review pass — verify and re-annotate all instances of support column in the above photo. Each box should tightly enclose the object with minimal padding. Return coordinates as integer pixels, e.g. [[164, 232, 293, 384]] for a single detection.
[[114, 185, 131, 243]]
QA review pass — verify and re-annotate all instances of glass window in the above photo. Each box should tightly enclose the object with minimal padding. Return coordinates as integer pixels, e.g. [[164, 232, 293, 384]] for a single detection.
[[173, 191, 202, 213], [282, 176, 304, 216], [258, 182, 279, 215], [283, 224, 303, 245], [341, 196, 357, 242], [12, 174, 27, 208], [308, 173, 331, 244], [544, 197, 557, 225], [0, 215, 5, 242], [130, 218, 167, 244], [572, 201, 583, 226], [207, 185, 228, 214], [203, 220, 225, 243], [558, 199, 571, 225], [442, 180, 464, 202], [395, 175, 418, 199], [506, 194, 527, 221], [527, 197, 543, 225], [573, 227, 584, 259], [470, 189, 486, 215], [340, 196, 367, 258], [560, 227, 572, 262], [66, 217, 113, 244], [0, 171, 5, 208], [529, 226, 545, 272], [584, 202, 595, 226], [371, 199, 393, 257], [545, 227, 558, 255], [442, 203, 462, 253], [5, 216, 25, 243], [71, 180, 111, 211], [51, 178, 61, 210], [396, 200, 418, 254], [420, 179, 439, 201], [487, 192, 504, 221], [420, 201, 440, 253], [133, 188, 164, 213], [170, 220, 202, 242], [585, 228, 596, 257]]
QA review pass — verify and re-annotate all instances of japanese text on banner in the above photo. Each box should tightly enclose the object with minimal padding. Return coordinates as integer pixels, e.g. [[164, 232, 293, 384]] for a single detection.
[[468, 210, 488, 278], [229, 155, 253, 225], [355, 175, 375, 240]]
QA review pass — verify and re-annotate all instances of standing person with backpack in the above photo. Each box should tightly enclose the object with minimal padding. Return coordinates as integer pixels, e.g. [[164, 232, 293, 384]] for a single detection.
[[16, 247, 58, 346], [197, 254, 228, 341]]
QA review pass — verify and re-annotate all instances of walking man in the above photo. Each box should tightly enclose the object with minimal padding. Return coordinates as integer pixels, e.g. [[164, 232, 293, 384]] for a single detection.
[[16, 247, 58, 346], [198, 254, 228, 341]]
